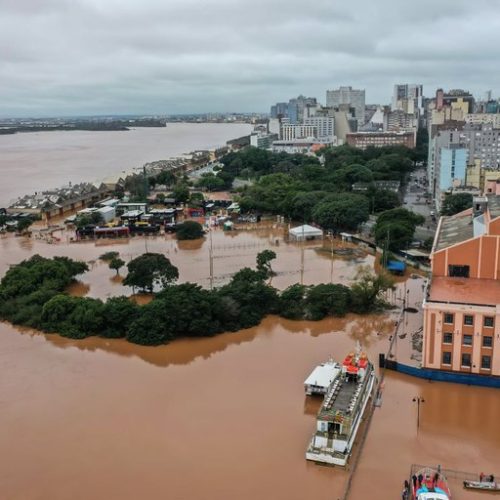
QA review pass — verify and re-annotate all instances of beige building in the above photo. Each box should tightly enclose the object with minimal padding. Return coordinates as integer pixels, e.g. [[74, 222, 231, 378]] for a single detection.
[[423, 195, 500, 377], [466, 159, 500, 191]]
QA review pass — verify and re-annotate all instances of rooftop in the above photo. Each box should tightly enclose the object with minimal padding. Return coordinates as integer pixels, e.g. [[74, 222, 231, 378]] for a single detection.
[[428, 277, 500, 306], [434, 194, 500, 252], [434, 208, 473, 251]]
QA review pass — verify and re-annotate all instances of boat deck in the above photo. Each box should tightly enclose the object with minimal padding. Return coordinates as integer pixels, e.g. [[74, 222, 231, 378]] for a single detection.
[[319, 374, 368, 420]]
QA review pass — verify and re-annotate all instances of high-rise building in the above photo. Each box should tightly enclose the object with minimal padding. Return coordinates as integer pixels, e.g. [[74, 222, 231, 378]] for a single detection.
[[429, 126, 468, 209], [392, 84, 423, 113], [270, 102, 289, 119], [326, 86, 365, 125]]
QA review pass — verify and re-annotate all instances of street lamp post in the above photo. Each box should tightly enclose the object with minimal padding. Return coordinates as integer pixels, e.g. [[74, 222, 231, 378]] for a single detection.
[[412, 396, 425, 430]]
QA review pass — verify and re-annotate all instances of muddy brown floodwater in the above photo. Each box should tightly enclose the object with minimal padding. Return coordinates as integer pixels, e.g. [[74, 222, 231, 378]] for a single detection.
[[0, 230, 499, 500]]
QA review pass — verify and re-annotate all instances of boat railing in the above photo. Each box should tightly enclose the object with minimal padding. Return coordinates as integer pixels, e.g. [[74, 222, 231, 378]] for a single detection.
[[409, 464, 498, 483]]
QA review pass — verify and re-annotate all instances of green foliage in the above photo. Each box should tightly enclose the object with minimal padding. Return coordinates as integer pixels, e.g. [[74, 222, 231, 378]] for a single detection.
[[256, 250, 276, 278], [278, 284, 307, 319], [374, 208, 425, 252], [367, 188, 401, 213], [75, 211, 104, 229], [123, 253, 179, 292], [304, 284, 352, 320], [0, 254, 399, 346], [152, 170, 177, 187], [16, 217, 34, 232], [440, 193, 473, 216], [176, 220, 205, 240], [196, 173, 225, 191], [171, 183, 190, 203], [109, 257, 125, 275], [350, 267, 394, 313], [217, 271, 279, 330], [99, 251, 119, 262], [101, 296, 140, 338], [312, 194, 369, 231]]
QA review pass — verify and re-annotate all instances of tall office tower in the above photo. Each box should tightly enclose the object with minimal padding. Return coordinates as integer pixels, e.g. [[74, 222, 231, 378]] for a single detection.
[[392, 84, 423, 113], [326, 86, 365, 125]]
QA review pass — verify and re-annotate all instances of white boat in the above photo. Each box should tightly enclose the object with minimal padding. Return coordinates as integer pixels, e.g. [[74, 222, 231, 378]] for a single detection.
[[305, 351, 375, 467], [304, 359, 341, 395], [406, 467, 451, 500], [463, 479, 499, 491]]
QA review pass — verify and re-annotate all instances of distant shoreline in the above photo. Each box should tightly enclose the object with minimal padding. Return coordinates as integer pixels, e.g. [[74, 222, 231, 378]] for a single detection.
[[0, 118, 167, 135]]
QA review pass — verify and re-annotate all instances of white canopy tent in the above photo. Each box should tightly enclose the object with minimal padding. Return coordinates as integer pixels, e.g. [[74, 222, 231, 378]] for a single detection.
[[289, 224, 323, 241]]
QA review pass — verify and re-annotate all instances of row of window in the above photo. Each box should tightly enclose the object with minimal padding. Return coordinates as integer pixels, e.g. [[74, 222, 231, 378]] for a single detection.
[[443, 313, 495, 328], [442, 333, 493, 347], [442, 352, 491, 369]]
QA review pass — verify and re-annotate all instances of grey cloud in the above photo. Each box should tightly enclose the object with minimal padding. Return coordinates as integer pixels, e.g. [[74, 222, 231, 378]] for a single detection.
[[1, 0, 500, 116]]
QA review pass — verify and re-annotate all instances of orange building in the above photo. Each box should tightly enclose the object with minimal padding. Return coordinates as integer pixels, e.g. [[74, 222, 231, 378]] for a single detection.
[[423, 194, 500, 377]]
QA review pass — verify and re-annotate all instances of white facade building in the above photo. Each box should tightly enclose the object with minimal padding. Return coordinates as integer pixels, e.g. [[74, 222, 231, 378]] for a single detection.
[[280, 124, 317, 141], [303, 116, 335, 141]]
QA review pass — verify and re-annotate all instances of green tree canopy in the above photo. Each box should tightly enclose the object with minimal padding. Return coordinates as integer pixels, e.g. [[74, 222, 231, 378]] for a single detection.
[[350, 267, 394, 313], [176, 220, 205, 240], [440, 193, 473, 216], [123, 253, 179, 292], [109, 257, 125, 275], [171, 182, 190, 203], [304, 283, 352, 320], [374, 208, 425, 252], [256, 250, 277, 278], [312, 193, 370, 231], [196, 173, 225, 191]]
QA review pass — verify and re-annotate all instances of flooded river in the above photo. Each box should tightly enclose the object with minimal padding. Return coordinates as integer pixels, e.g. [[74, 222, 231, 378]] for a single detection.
[[0, 230, 499, 499], [0, 123, 252, 205]]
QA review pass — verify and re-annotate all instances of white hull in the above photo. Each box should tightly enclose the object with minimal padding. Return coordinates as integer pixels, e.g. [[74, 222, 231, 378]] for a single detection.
[[306, 371, 375, 466]]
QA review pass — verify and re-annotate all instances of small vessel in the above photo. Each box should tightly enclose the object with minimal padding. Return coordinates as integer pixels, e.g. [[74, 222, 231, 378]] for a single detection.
[[463, 476, 499, 491], [407, 467, 451, 499], [304, 358, 341, 395], [305, 350, 375, 467]]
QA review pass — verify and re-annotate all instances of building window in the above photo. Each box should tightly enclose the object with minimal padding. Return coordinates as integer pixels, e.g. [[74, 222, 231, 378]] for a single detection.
[[483, 336, 493, 348], [442, 352, 452, 365], [443, 313, 454, 324], [481, 355, 491, 370], [443, 333, 453, 344], [461, 353, 471, 367], [464, 315, 474, 326], [484, 316, 494, 328], [448, 265, 470, 278], [463, 334, 473, 346]]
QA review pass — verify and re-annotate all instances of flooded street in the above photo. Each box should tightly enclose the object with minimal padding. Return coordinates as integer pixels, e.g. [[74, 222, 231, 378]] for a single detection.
[[0, 230, 499, 499]]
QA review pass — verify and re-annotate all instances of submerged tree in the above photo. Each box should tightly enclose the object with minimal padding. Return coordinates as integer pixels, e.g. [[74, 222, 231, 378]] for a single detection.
[[256, 249, 277, 278], [350, 266, 394, 313], [109, 257, 125, 275], [123, 253, 179, 292]]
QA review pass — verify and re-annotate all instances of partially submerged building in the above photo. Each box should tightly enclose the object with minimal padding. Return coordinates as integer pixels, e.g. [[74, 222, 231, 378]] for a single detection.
[[423, 194, 500, 378]]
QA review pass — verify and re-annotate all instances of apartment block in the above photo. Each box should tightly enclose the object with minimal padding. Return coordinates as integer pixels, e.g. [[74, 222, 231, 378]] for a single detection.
[[423, 195, 500, 378]]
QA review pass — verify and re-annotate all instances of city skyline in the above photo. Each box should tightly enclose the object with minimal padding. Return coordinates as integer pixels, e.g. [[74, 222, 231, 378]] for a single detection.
[[2, 0, 500, 117]]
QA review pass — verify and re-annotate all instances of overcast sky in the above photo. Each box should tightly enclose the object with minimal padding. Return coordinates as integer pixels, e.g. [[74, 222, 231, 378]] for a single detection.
[[2, 0, 500, 117]]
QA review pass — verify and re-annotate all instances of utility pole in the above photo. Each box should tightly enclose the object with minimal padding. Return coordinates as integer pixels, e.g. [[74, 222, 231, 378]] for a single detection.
[[300, 223, 305, 285], [209, 228, 214, 290], [412, 396, 425, 431], [330, 232, 334, 284]]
